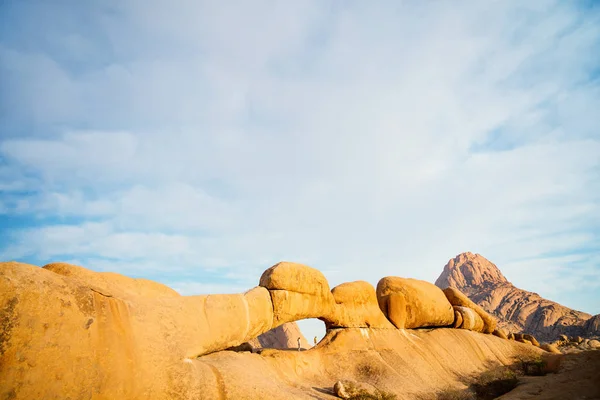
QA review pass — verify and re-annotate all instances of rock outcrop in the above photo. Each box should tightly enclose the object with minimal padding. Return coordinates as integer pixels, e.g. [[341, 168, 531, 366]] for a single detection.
[[435, 252, 593, 341], [259, 262, 336, 326], [376, 277, 454, 329], [328, 281, 396, 329], [584, 314, 600, 336], [453, 306, 485, 332], [443, 287, 497, 333]]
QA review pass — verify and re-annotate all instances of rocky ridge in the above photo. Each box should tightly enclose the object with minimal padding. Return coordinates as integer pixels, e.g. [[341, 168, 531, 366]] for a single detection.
[[435, 252, 597, 341]]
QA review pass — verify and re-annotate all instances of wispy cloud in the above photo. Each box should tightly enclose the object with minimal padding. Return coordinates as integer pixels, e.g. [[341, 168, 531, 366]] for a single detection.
[[1, 0, 599, 337]]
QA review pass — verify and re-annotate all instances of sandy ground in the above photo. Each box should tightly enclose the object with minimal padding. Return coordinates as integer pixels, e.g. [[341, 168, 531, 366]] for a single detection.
[[498, 350, 600, 400]]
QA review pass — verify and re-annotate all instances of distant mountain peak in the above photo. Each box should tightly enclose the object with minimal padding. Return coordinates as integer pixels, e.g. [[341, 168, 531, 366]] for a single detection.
[[435, 252, 509, 293], [434, 252, 593, 341]]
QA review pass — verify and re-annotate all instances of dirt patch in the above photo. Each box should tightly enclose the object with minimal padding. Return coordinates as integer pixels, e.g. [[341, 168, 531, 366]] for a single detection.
[[497, 350, 600, 400], [436, 353, 565, 400]]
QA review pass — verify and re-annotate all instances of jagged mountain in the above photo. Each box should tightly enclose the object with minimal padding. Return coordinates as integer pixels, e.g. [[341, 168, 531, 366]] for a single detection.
[[435, 252, 596, 341]]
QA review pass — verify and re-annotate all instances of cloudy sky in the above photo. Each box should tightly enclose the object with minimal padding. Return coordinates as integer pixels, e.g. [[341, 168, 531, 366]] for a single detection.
[[1, 1, 599, 341]]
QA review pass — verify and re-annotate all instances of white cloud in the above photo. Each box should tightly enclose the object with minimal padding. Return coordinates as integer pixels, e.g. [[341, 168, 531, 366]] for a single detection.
[[1, 0, 599, 319]]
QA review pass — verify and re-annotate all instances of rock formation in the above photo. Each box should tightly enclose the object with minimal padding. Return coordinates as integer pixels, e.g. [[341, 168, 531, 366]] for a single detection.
[[453, 306, 485, 331], [435, 252, 593, 341], [259, 261, 336, 326], [443, 287, 497, 333], [328, 280, 396, 329], [376, 277, 454, 329], [1, 259, 545, 399], [584, 314, 600, 336]]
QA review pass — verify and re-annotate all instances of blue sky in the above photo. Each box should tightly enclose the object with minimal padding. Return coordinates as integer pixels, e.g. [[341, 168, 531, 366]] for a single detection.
[[1, 1, 599, 341]]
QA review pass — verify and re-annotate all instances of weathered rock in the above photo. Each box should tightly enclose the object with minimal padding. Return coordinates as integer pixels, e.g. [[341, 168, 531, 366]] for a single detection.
[[523, 334, 540, 347], [589, 339, 600, 349], [435, 253, 592, 342], [259, 262, 335, 326], [0, 261, 283, 400], [327, 281, 395, 329], [42, 263, 272, 350], [571, 336, 584, 344], [269, 290, 334, 327], [453, 306, 484, 332], [583, 314, 600, 336], [493, 328, 508, 340], [259, 261, 331, 297], [333, 380, 381, 399], [1, 261, 166, 399], [243, 286, 275, 339], [559, 334, 569, 343], [442, 287, 497, 333], [376, 277, 454, 329], [517, 339, 533, 345], [541, 343, 562, 354], [453, 309, 464, 328]]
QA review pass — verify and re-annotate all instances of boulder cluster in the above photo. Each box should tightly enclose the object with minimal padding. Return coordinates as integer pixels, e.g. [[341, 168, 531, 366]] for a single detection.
[[553, 334, 600, 352], [217, 261, 505, 355]]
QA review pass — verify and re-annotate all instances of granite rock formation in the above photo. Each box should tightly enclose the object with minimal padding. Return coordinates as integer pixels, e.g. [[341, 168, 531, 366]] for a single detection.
[[1, 259, 542, 400], [435, 252, 593, 341]]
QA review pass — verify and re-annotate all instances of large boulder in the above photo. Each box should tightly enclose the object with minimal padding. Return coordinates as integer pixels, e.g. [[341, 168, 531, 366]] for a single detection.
[[376, 277, 454, 329], [259, 261, 331, 297], [522, 334, 540, 347], [558, 334, 569, 343], [540, 343, 562, 354], [492, 328, 508, 340], [453, 306, 484, 332], [442, 287, 497, 333], [259, 262, 335, 326], [326, 281, 395, 329], [453, 308, 464, 328]]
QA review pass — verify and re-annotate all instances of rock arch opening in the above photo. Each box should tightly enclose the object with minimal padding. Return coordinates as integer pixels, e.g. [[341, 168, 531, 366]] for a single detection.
[[296, 318, 327, 348]]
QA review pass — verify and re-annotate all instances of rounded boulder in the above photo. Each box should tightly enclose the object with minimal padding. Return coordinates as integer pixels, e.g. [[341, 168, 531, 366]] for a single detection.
[[376, 277, 454, 329], [326, 281, 395, 329], [442, 287, 497, 333], [453, 306, 484, 332]]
